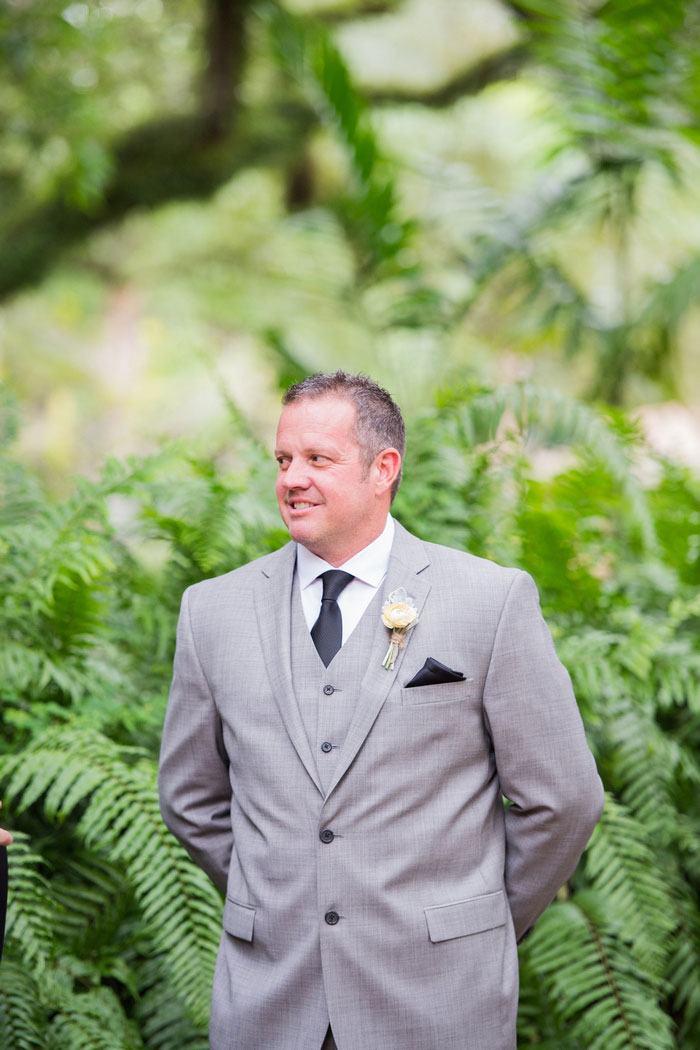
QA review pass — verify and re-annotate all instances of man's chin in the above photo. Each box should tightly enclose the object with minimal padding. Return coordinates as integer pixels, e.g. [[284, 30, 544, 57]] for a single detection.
[[289, 526, 334, 561], [286, 520, 318, 547]]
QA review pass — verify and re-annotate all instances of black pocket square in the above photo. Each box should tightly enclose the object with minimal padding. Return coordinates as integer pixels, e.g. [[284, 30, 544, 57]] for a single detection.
[[405, 657, 467, 688]]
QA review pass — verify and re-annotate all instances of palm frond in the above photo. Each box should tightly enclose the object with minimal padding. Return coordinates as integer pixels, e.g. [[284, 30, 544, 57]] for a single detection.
[[265, 3, 409, 266], [515, 0, 694, 171]]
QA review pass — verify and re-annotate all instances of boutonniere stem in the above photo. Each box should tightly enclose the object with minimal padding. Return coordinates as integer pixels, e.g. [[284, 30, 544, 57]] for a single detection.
[[381, 588, 418, 670]]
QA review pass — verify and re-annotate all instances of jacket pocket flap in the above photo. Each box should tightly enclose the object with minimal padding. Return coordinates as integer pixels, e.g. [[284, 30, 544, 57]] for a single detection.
[[424, 890, 507, 943], [223, 896, 255, 942]]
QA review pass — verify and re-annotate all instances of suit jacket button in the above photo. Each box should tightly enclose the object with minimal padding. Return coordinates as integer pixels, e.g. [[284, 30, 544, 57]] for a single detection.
[[323, 684, 335, 695], [325, 910, 339, 925], [321, 741, 333, 753], [320, 828, 335, 843]]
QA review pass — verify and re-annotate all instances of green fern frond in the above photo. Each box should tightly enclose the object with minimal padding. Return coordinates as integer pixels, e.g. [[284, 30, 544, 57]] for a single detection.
[[428, 384, 659, 558], [138, 454, 280, 583], [46, 986, 142, 1050], [607, 611, 672, 683], [584, 796, 676, 980], [0, 641, 47, 698], [655, 645, 700, 714], [524, 892, 675, 1050], [601, 702, 683, 836], [50, 852, 138, 973], [3, 520, 115, 621], [0, 384, 21, 450], [517, 945, 576, 1049], [1, 729, 221, 1028], [133, 959, 208, 1050], [2, 452, 161, 625], [0, 459, 45, 526], [0, 961, 47, 1050], [448, 384, 656, 550], [4, 832, 55, 974], [664, 883, 700, 1047], [558, 627, 626, 711]]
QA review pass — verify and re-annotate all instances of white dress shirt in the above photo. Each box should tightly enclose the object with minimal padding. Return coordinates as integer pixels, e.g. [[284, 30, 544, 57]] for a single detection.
[[296, 515, 395, 644]]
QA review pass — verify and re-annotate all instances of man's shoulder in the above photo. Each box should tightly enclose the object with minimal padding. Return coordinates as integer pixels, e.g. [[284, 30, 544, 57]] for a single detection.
[[183, 543, 295, 606], [424, 540, 524, 599], [395, 522, 522, 587], [426, 538, 517, 575]]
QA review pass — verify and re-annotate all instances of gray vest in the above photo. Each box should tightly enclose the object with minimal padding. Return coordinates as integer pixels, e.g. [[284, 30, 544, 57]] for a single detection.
[[291, 575, 384, 796]]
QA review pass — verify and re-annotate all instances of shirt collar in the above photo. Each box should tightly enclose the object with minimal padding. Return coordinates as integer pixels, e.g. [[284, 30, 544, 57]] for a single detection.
[[296, 515, 395, 591]]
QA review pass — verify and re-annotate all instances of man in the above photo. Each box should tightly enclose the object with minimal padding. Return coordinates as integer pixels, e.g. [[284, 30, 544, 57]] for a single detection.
[[159, 371, 603, 1050]]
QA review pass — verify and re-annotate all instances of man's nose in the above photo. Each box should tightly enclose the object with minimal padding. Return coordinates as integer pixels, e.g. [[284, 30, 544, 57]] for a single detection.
[[281, 459, 311, 491]]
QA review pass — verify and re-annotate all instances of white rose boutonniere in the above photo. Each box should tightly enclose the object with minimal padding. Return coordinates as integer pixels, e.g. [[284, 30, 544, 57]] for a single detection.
[[381, 588, 419, 670]]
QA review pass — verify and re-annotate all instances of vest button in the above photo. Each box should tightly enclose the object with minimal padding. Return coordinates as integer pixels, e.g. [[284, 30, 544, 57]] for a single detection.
[[323, 684, 335, 695], [325, 910, 340, 925], [321, 741, 333, 754], [320, 828, 335, 843]]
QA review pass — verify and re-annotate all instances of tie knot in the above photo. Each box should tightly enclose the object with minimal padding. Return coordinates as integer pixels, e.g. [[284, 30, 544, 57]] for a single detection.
[[320, 570, 354, 602]]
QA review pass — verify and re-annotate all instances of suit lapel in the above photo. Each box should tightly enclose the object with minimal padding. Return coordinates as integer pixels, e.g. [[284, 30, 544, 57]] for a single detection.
[[325, 523, 431, 800], [253, 542, 325, 797]]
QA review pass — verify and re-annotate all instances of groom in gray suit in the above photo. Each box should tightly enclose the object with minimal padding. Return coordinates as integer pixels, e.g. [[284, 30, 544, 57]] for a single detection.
[[158, 371, 603, 1050]]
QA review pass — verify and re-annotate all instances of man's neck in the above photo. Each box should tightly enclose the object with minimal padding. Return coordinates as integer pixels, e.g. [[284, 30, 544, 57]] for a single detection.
[[305, 516, 393, 568], [296, 516, 394, 580]]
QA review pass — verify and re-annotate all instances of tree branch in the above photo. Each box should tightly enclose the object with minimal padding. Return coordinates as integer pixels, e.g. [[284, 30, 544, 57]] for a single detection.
[[365, 43, 530, 108], [1, 103, 316, 302]]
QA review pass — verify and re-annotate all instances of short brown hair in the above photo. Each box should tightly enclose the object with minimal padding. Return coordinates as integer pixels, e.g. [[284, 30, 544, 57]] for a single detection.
[[282, 371, 405, 500]]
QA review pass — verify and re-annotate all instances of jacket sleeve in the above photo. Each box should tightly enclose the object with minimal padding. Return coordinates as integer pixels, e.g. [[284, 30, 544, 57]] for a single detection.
[[482, 570, 604, 941], [158, 586, 232, 894]]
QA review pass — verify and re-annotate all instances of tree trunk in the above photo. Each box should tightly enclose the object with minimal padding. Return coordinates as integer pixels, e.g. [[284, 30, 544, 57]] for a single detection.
[[202, 0, 253, 140]]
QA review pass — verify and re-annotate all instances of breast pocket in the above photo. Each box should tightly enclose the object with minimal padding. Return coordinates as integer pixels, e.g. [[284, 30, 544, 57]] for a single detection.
[[399, 678, 474, 706]]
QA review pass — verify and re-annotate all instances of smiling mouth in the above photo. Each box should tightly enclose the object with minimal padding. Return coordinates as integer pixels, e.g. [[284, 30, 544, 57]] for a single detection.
[[289, 501, 318, 510]]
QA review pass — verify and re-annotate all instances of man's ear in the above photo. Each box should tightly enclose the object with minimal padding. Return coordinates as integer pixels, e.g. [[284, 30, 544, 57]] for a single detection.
[[373, 448, 402, 497]]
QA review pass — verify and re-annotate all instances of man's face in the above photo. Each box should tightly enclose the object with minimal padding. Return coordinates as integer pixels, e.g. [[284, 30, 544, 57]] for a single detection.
[[275, 395, 388, 566]]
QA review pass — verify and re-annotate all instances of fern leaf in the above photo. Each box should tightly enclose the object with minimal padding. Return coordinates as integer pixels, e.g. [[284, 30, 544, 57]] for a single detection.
[[584, 797, 676, 980], [452, 384, 657, 550], [1, 729, 221, 1028], [524, 892, 676, 1050], [46, 986, 142, 1050], [133, 958, 208, 1050], [3, 833, 55, 974], [0, 961, 47, 1050], [664, 886, 700, 1047]]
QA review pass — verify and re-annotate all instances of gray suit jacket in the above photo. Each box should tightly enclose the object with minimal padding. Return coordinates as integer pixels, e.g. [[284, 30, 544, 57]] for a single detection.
[[158, 523, 603, 1050]]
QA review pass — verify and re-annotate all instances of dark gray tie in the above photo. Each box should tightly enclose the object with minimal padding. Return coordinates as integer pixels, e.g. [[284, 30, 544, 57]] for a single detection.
[[311, 570, 354, 667]]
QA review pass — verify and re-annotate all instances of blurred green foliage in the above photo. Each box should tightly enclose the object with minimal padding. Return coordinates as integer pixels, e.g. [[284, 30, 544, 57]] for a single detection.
[[2, 380, 700, 1049], [3, 0, 700, 493]]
